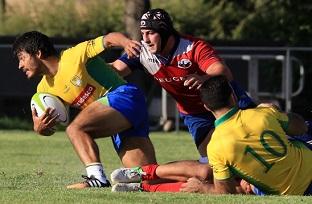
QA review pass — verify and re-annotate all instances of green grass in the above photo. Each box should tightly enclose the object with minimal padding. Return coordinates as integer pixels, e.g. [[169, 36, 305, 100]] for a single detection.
[[0, 130, 311, 203], [0, 117, 33, 130]]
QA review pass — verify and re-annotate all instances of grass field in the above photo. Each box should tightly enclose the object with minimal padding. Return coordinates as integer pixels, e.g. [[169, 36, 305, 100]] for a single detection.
[[0, 130, 311, 203]]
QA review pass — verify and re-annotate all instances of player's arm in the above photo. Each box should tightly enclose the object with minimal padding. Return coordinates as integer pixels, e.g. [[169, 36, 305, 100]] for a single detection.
[[103, 32, 142, 77], [111, 59, 132, 77], [180, 176, 238, 194], [103, 32, 141, 58], [184, 61, 232, 90], [286, 112, 308, 136], [205, 61, 233, 80]]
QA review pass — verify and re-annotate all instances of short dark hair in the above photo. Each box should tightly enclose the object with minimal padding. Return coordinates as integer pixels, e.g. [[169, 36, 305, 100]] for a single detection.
[[200, 75, 233, 111], [12, 31, 57, 58]]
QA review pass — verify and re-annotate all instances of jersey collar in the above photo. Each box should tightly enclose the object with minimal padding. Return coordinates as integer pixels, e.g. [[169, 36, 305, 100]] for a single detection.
[[156, 35, 180, 65], [214, 107, 239, 127]]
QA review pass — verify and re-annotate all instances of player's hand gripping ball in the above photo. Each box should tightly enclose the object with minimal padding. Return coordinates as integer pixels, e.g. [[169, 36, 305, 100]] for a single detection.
[[30, 93, 69, 126]]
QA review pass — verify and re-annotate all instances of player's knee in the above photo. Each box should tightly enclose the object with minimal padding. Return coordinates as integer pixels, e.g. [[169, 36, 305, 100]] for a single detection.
[[66, 121, 83, 138], [119, 137, 157, 166]]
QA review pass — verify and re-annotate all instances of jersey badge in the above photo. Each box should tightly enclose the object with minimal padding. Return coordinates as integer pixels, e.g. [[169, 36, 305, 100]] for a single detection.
[[71, 75, 83, 87], [178, 59, 192, 69]]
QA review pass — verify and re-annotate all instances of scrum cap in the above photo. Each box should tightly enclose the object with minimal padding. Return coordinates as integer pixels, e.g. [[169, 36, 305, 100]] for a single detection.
[[140, 8, 178, 50]]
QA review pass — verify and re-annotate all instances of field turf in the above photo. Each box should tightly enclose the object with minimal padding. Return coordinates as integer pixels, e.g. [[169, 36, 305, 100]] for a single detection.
[[0, 130, 311, 203]]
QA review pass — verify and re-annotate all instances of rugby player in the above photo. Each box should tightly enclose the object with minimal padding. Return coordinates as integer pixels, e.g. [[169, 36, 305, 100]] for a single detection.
[[106, 8, 256, 163], [12, 31, 157, 189], [110, 76, 312, 195]]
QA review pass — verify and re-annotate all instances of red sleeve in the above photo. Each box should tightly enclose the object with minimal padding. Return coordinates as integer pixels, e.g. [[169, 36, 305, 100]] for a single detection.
[[193, 39, 222, 73]]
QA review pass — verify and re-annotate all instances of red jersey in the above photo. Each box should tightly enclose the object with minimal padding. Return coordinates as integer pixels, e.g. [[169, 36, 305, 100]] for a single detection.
[[119, 35, 222, 114]]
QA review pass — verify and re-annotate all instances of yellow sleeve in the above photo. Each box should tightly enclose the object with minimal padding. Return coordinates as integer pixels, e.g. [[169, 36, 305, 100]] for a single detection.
[[84, 36, 105, 58], [266, 107, 289, 132], [208, 139, 232, 180], [66, 36, 105, 63]]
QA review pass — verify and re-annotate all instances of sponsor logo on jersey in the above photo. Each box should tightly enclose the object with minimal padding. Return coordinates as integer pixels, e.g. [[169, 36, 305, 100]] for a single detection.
[[71, 75, 83, 87], [71, 84, 95, 108], [155, 76, 185, 83], [177, 59, 192, 69]]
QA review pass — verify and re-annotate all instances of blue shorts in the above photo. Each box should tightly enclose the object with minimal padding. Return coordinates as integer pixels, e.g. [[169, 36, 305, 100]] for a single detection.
[[98, 83, 149, 152], [304, 182, 312, 196], [252, 186, 266, 196], [180, 112, 215, 147]]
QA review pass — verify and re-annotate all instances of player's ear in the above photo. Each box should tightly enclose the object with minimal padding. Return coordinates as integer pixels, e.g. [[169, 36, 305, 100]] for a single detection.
[[203, 104, 211, 112], [36, 50, 43, 59]]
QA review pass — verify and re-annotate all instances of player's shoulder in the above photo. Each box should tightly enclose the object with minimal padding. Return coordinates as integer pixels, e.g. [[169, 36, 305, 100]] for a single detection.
[[254, 106, 281, 116], [180, 34, 212, 47], [180, 34, 203, 42]]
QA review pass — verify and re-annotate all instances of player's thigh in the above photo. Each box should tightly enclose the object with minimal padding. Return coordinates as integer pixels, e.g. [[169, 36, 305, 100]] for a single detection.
[[69, 101, 131, 137], [118, 136, 157, 167]]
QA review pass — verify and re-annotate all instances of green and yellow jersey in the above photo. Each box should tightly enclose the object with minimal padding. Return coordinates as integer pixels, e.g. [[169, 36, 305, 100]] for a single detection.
[[37, 36, 126, 109], [208, 107, 312, 195]]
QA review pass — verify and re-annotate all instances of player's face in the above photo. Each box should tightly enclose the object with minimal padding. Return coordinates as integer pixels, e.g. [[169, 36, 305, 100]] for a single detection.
[[141, 29, 162, 54], [17, 50, 42, 79], [239, 179, 254, 194]]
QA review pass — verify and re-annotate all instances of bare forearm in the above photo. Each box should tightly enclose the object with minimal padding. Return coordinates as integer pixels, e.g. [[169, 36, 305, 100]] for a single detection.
[[205, 62, 233, 81], [103, 32, 130, 49], [180, 177, 238, 194]]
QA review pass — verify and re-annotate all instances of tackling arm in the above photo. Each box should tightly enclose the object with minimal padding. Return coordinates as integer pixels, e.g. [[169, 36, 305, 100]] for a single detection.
[[180, 176, 239, 194], [103, 32, 141, 58], [205, 61, 233, 81]]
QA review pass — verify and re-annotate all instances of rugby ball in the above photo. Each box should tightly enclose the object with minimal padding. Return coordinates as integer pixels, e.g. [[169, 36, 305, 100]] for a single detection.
[[30, 92, 69, 126]]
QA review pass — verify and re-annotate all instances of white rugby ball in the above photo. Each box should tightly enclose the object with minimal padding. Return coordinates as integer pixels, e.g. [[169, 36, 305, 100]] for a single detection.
[[30, 92, 69, 126]]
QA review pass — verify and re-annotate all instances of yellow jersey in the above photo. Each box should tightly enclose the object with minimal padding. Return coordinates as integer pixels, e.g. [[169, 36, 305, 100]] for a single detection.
[[208, 107, 312, 195], [37, 36, 126, 109]]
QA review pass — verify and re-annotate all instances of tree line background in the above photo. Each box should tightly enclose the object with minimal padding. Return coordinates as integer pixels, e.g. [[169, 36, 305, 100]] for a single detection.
[[0, 0, 312, 123], [0, 0, 311, 45]]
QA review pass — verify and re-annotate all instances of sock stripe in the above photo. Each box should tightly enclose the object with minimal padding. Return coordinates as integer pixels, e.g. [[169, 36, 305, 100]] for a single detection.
[[86, 162, 102, 167]]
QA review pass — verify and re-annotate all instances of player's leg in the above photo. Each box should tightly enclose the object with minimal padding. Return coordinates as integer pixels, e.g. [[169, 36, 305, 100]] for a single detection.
[[111, 161, 212, 192], [66, 102, 132, 164], [106, 83, 157, 167], [118, 136, 156, 167], [111, 160, 212, 191], [180, 112, 215, 163], [66, 101, 132, 188], [66, 83, 156, 188], [152, 160, 212, 181], [112, 181, 185, 192]]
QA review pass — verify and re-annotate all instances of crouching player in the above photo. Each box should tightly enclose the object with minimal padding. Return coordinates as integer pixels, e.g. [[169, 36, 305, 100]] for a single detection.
[[110, 76, 312, 195]]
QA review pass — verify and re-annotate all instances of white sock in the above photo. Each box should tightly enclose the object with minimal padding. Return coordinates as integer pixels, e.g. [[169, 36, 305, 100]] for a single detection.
[[86, 163, 108, 184]]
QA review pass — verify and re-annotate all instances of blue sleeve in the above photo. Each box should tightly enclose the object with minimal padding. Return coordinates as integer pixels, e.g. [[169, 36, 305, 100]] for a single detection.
[[118, 53, 144, 71], [252, 185, 266, 196], [229, 80, 256, 109]]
